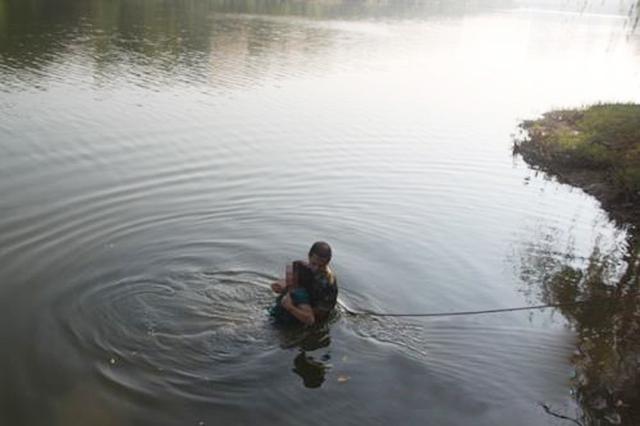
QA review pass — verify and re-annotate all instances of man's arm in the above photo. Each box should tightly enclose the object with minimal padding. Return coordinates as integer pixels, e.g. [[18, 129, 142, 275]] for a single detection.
[[312, 308, 330, 323], [281, 294, 315, 325]]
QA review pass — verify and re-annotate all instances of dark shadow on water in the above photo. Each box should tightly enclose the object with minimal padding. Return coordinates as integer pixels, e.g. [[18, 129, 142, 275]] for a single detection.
[[272, 318, 334, 389], [292, 351, 329, 389]]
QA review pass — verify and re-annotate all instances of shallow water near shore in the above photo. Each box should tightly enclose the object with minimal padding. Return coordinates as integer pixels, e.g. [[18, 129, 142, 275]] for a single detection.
[[1, 0, 640, 425]]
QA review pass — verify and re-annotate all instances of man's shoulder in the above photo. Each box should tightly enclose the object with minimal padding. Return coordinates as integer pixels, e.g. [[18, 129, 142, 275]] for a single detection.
[[326, 268, 337, 286], [309, 267, 338, 312]]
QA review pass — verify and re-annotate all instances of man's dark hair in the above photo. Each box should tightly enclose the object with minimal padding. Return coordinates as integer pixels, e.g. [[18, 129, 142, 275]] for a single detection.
[[308, 241, 332, 262]]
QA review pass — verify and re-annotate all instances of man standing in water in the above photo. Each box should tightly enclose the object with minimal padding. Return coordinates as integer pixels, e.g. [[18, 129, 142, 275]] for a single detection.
[[271, 241, 338, 325]]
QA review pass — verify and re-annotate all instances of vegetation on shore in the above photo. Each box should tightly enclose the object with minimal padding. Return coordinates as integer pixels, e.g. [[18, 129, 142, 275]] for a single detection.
[[514, 104, 640, 224], [515, 103, 640, 426]]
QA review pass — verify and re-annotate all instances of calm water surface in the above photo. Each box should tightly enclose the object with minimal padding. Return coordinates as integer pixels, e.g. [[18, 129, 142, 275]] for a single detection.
[[1, 0, 640, 425]]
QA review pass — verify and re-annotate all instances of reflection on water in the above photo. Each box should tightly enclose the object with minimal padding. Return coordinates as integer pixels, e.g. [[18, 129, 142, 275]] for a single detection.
[[274, 315, 333, 388], [518, 225, 640, 425], [293, 352, 328, 388], [0, 0, 497, 64], [3, 0, 638, 89]]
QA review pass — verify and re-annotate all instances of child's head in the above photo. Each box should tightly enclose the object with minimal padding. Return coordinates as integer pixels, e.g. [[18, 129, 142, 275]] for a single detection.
[[292, 260, 314, 290], [308, 241, 332, 272]]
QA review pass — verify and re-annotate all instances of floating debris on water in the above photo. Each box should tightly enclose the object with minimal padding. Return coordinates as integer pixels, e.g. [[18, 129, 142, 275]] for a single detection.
[[337, 375, 350, 383]]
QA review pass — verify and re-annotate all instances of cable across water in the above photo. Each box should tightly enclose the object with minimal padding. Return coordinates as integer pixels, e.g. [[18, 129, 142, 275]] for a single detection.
[[338, 300, 589, 318]]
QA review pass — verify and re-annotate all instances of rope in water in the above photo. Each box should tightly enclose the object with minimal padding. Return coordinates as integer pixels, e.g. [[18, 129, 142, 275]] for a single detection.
[[338, 300, 588, 318]]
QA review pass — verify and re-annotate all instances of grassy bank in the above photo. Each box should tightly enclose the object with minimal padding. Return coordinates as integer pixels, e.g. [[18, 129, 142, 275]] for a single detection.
[[514, 103, 640, 225]]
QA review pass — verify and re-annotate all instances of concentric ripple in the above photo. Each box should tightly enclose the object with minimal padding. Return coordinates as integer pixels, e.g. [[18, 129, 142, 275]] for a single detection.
[[55, 269, 282, 401]]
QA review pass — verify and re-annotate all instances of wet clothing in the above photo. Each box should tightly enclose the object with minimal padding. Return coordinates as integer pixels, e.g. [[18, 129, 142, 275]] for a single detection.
[[269, 287, 311, 325], [307, 269, 338, 320]]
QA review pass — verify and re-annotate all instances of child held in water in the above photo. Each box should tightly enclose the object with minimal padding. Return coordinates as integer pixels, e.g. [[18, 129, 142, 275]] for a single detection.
[[269, 260, 315, 325]]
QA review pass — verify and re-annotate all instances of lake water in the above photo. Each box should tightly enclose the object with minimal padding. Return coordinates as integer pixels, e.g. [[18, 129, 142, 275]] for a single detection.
[[1, 0, 639, 425]]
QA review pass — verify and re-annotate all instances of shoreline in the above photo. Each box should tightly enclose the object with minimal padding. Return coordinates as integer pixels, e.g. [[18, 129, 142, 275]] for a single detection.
[[514, 105, 640, 230]]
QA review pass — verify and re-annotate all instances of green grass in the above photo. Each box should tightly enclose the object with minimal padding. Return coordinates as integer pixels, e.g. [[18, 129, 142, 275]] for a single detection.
[[521, 103, 640, 200]]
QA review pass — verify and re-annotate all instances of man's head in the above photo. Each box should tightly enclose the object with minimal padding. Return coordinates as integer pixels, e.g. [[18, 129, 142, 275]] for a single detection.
[[308, 241, 332, 272]]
